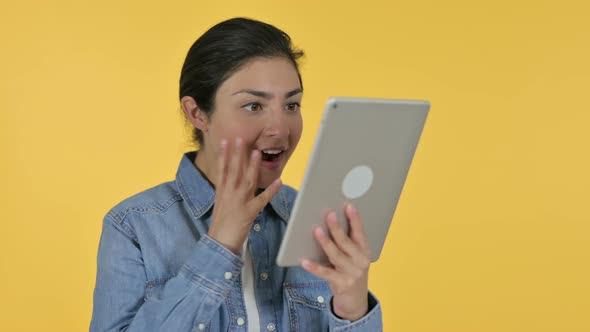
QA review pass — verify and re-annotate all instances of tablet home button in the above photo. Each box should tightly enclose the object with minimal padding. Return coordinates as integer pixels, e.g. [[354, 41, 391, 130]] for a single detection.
[[342, 165, 374, 199]]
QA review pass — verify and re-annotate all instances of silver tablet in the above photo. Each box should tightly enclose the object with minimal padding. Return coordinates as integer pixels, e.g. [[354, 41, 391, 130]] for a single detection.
[[276, 97, 430, 266]]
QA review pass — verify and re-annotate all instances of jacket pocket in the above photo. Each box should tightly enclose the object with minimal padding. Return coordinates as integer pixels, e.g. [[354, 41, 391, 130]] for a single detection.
[[145, 276, 214, 331], [284, 281, 332, 332]]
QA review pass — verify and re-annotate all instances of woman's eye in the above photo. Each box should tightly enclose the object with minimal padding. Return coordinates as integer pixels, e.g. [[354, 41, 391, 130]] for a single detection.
[[243, 102, 262, 112], [285, 102, 300, 112]]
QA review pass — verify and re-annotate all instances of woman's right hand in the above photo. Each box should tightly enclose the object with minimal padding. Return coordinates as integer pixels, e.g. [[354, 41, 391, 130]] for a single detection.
[[207, 138, 282, 255]]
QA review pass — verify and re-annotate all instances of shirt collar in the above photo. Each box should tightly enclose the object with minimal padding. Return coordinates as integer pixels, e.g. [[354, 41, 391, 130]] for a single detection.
[[175, 151, 291, 222]]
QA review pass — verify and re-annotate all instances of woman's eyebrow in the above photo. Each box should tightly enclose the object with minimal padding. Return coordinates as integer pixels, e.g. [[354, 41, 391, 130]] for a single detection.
[[285, 88, 303, 98], [232, 88, 303, 99]]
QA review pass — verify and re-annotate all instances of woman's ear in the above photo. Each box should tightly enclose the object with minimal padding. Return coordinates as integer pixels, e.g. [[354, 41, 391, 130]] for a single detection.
[[181, 96, 209, 132]]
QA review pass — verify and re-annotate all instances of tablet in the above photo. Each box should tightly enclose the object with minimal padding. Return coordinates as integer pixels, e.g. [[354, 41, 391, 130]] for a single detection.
[[276, 97, 430, 266]]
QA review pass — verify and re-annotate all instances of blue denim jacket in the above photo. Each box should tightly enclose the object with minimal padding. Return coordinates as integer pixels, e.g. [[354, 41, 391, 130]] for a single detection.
[[90, 152, 383, 332]]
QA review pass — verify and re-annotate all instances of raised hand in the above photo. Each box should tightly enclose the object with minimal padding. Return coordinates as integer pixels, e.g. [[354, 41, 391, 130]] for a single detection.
[[207, 138, 282, 254]]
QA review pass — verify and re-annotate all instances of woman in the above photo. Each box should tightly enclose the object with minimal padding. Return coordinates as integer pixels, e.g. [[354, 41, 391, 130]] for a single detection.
[[90, 17, 383, 332]]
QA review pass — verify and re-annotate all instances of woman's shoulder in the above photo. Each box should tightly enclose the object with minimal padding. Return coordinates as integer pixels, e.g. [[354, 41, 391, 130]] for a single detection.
[[105, 180, 183, 223]]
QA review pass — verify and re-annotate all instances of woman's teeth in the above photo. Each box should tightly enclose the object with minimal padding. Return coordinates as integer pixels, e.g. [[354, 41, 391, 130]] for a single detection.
[[260, 149, 283, 162]]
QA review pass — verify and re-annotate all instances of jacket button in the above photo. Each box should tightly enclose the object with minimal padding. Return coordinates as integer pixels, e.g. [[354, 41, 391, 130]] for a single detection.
[[237, 317, 245, 326], [266, 323, 276, 331], [224, 272, 233, 280], [317, 295, 325, 303], [197, 323, 206, 330]]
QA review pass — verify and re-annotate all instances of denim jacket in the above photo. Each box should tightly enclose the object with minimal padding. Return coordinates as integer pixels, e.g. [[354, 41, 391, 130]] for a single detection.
[[90, 152, 383, 332]]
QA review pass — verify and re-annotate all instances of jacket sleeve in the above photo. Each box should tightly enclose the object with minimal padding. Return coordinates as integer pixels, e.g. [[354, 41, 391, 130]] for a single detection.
[[90, 213, 242, 332], [328, 291, 383, 332]]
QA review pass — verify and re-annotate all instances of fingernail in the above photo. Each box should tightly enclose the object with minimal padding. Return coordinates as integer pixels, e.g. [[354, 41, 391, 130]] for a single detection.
[[315, 227, 326, 238], [347, 204, 357, 215], [301, 259, 312, 269], [327, 212, 337, 225], [220, 139, 227, 148]]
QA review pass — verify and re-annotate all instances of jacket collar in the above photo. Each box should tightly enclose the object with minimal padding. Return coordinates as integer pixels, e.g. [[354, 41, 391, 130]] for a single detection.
[[175, 151, 291, 222]]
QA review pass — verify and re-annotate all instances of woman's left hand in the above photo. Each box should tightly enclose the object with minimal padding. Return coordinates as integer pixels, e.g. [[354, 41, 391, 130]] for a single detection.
[[301, 203, 371, 321]]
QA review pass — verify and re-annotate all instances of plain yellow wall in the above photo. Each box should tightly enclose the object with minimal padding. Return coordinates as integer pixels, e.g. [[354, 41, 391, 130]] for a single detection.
[[1, 0, 589, 331]]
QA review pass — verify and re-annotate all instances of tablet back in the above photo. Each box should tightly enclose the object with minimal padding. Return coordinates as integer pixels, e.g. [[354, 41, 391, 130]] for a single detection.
[[277, 97, 430, 266]]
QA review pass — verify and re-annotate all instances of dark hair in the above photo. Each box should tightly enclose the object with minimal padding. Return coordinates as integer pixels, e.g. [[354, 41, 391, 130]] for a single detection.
[[179, 17, 305, 145]]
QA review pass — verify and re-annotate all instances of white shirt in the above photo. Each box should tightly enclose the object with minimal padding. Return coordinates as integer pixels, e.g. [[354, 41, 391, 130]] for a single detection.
[[242, 240, 261, 332]]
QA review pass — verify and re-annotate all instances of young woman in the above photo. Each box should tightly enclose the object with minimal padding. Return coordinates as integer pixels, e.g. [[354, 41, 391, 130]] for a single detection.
[[90, 18, 383, 332]]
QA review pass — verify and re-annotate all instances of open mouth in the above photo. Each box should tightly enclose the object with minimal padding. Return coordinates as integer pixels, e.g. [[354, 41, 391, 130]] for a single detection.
[[260, 149, 284, 162]]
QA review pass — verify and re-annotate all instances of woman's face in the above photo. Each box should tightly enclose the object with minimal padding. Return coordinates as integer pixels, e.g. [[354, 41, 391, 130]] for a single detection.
[[202, 57, 303, 188]]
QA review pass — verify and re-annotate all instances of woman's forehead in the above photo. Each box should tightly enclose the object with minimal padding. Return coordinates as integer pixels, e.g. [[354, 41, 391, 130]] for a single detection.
[[218, 57, 302, 97]]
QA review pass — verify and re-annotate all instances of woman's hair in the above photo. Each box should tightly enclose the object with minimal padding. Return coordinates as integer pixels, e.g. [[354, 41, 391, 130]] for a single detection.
[[179, 17, 305, 145]]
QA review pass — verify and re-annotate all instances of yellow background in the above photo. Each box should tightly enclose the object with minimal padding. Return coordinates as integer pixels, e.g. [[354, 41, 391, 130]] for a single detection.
[[1, 0, 589, 331]]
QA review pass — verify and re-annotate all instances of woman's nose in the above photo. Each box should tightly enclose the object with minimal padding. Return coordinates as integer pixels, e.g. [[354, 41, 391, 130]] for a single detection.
[[263, 107, 289, 137]]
